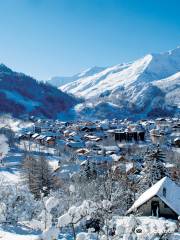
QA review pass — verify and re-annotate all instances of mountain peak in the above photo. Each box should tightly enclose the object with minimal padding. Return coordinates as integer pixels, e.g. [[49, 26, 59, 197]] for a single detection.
[[77, 66, 106, 78], [168, 45, 180, 56], [0, 63, 13, 73]]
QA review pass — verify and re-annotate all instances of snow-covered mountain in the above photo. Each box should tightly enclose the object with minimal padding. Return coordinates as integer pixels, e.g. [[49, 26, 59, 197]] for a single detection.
[[48, 66, 105, 87], [0, 64, 78, 118], [61, 47, 180, 98], [60, 47, 180, 119], [153, 72, 180, 108]]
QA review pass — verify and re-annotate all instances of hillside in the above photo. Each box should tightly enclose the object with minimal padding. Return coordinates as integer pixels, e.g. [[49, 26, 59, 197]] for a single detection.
[[0, 64, 78, 118], [60, 47, 180, 119]]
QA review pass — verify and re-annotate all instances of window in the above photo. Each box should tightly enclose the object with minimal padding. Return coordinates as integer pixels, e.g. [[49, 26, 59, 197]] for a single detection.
[[163, 187, 166, 197]]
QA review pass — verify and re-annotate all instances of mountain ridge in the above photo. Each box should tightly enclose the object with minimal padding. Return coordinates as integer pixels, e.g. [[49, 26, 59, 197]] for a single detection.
[[0, 65, 78, 118], [58, 46, 180, 119], [48, 66, 105, 87]]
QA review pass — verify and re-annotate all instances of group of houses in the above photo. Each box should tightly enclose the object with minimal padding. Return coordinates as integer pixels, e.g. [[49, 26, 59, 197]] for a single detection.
[[18, 116, 180, 220], [19, 116, 180, 150]]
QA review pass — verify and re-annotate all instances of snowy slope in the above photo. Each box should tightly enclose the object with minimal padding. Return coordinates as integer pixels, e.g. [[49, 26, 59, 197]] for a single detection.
[[61, 47, 180, 99], [48, 66, 105, 87], [153, 72, 180, 107], [61, 62, 134, 98], [60, 46, 180, 119], [0, 64, 78, 118]]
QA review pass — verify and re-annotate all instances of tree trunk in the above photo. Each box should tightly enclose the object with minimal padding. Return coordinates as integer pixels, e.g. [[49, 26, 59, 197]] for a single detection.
[[71, 223, 76, 240]]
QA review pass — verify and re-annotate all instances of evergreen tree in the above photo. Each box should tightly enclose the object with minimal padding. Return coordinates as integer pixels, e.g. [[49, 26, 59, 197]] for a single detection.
[[138, 147, 169, 193], [80, 160, 97, 181]]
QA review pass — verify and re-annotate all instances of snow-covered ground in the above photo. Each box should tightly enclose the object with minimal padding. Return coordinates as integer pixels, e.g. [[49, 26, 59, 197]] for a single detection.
[[0, 141, 60, 184], [0, 217, 179, 240], [0, 224, 40, 240], [0, 116, 34, 133], [0, 151, 23, 183]]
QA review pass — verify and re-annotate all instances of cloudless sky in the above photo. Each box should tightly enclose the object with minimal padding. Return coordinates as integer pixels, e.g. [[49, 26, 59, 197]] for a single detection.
[[0, 0, 179, 80]]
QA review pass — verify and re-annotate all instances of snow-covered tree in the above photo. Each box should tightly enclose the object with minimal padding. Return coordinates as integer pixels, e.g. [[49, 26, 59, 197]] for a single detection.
[[58, 200, 112, 240], [0, 178, 41, 224], [0, 134, 9, 165], [39, 196, 59, 230], [80, 160, 97, 182], [71, 165, 128, 217], [138, 147, 169, 193]]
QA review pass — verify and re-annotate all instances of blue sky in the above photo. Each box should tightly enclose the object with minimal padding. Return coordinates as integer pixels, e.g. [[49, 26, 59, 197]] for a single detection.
[[0, 0, 179, 80]]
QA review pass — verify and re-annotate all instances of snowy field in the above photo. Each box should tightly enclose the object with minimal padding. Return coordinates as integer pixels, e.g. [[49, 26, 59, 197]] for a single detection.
[[1, 142, 60, 184], [0, 224, 40, 240]]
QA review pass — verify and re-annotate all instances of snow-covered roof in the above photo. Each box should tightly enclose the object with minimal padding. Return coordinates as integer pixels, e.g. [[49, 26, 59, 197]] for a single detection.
[[35, 135, 46, 140], [127, 177, 180, 215], [31, 133, 39, 139], [46, 136, 54, 141], [174, 137, 180, 142], [67, 141, 85, 148], [111, 154, 126, 162], [103, 146, 120, 152]]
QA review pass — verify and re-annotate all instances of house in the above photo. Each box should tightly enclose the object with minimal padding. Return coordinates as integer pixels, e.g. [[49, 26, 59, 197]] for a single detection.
[[126, 177, 180, 220], [80, 125, 97, 132], [44, 136, 56, 146], [35, 135, 47, 144], [31, 133, 40, 140], [76, 148, 90, 155], [18, 132, 33, 140], [111, 154, 127, 163]]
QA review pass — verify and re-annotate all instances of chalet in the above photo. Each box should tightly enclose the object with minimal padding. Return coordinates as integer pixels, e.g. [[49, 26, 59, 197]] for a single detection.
[[76, 148, 89, 155], [35, 135, 47, 144], [80, 125, 97, 132], [63, 130, 72, 137], [18, 132, 34, 140], [172, 124, 180, 132], [84, 134, 102, 142], [156, 118, 166, 125], [101, 146, 120, 155], [44, 136, 56, 146], [127, 177, 180, 220], [31, 133, 40, 140], [111, 154, 127, 163]]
